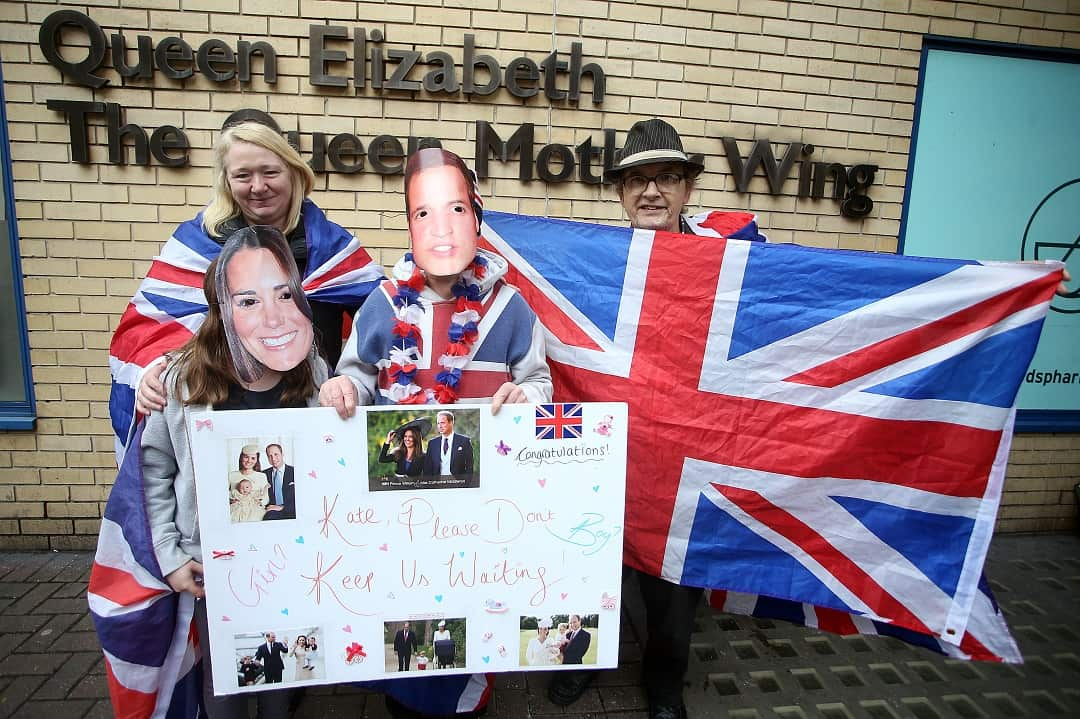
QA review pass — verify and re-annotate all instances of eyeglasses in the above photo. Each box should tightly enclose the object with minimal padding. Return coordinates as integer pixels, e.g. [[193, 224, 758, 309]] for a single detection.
[[620, 172, 685, 193]]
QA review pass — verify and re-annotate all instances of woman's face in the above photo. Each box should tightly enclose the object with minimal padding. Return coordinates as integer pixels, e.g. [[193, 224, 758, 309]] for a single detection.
[[240, 452, 257, 471], [225, 141, 293, 230], [225, 247, 313, 373], [407, 165, 478, 282], [538, 627, 549, 638], [403, 430, 415, 449]]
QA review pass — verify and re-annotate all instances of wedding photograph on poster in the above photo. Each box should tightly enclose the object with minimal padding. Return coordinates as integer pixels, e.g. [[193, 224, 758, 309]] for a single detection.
[[224, 437, 299, 522], [383, 618, 468, 673], [233, 627, 323, 688], [366, 408, 481, 491], [518, 613, 600, 667]]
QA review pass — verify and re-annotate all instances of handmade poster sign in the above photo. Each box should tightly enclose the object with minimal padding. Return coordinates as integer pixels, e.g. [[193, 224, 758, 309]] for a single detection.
[[189, 402, 627, 694]]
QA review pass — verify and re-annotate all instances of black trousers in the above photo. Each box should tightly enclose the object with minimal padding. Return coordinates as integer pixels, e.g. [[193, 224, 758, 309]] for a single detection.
[[626, 566, 704, 705]]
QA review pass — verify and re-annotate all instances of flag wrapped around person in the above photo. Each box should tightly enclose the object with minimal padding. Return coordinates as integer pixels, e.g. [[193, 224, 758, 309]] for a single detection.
[[480, 210, 1063, 662], [108, 199, 384, 463], [88, 424, 202, 719]]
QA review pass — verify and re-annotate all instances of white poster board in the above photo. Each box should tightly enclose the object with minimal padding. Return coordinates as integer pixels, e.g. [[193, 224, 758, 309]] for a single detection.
[[189, 402, 627, 695]]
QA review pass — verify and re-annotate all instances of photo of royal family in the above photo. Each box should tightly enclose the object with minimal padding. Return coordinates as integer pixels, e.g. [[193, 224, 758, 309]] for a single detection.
[[234, 627, 322, 687], [518, 613, 600, 667], [366, 409, 481, 491], [225, 438, 299, 523], [383, 618, 467, 673]]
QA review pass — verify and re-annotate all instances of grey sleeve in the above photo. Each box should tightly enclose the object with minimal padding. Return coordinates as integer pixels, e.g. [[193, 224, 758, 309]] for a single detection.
[[334, 302, 383, 406], [140, 401, 193, 577], [512, 318, 553, 403]]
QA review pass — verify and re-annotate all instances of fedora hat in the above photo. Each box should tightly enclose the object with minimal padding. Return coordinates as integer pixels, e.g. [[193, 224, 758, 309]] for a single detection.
[[604, 118, 705, 182]]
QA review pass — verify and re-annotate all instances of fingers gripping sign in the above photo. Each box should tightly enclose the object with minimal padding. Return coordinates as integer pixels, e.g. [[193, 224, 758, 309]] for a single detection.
[[320, 375, 359, 419]]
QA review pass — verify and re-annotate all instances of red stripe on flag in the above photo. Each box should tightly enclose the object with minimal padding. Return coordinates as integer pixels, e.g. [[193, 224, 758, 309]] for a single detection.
[[303, 246, 376, 291], [958, 629, 1000, 662], [146, 262, 206, 289], [479, 238, 602, 351], [787, 271, 1063, 388], [814, 606, 859, 634], [110, 304, 197, 367], [715, 484, 933, 637], [698, 211, 757, 237], [90, 561, 169, 607], [104, 657, 158, 719]]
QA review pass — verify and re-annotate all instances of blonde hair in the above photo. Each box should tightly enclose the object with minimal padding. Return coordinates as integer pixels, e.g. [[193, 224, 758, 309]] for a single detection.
[[202, 122, 316, 237]]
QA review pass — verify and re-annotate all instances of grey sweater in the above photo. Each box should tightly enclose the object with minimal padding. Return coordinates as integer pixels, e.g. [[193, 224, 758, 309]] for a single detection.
[[142, 360, 328, 577]]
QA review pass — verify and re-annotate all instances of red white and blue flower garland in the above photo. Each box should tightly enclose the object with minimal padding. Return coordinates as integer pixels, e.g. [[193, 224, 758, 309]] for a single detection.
[[384, 252, 488, 404]]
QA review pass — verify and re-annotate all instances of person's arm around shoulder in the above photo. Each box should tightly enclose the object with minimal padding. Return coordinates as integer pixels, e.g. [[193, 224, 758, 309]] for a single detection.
[[135, 356, 170, 414]]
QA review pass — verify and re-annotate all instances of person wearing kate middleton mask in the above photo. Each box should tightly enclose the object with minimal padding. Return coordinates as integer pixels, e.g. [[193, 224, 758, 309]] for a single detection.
[[137, 225, 325, 718]]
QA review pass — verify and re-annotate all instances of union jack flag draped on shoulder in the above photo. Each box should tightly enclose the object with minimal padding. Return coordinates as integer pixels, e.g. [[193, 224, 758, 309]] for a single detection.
[[108, 199, 384, 464], [480, 210, 1064, 663]]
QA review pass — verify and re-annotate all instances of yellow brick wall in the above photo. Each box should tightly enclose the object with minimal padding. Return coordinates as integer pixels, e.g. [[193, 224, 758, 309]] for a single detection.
[[1, 0, 1078, 549]]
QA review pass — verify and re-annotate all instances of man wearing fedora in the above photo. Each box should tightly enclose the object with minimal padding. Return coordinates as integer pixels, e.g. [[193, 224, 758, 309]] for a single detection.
[[547, 119, 765, 719]]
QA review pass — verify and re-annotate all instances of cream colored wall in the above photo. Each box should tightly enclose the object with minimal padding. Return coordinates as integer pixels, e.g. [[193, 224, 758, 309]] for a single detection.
[[1, 0, 1077, 548]]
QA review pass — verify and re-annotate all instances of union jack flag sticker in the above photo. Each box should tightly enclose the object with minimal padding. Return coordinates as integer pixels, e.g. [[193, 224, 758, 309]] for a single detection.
[[535, 403, 584, 440]]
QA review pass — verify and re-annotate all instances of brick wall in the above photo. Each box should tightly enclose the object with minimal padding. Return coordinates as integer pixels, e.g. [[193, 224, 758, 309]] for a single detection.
[[1, 0, 1078, 549]]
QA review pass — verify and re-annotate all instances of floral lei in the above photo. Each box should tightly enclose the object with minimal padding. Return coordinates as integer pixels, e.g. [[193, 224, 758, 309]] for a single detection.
[[383, 252, 488, 404]]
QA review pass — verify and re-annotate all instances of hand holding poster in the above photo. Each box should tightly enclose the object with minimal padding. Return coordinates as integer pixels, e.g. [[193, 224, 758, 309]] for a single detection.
[[189, 402, 626, 694]]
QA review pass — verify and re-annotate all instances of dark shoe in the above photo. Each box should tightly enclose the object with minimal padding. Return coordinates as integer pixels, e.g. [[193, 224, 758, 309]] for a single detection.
[[547, 670, 596, 706], [649, 702, 687, 719]]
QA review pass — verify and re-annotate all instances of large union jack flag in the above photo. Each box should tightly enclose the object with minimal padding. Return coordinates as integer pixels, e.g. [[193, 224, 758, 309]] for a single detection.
[[481, 210, 1063, 662], [108, 199, 385, 464]]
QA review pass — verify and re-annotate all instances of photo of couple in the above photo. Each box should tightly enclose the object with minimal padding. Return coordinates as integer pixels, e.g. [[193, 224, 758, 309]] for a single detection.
[[383, 618, 467, 673], [233, 627, 322, 687], [519, 614, 600, 667], [226, 438, 299, 522], [366, 409, 481, 491]]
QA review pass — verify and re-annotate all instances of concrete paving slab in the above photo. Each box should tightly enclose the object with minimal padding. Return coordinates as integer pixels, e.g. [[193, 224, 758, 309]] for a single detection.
[[0, 534, 1076, 718]]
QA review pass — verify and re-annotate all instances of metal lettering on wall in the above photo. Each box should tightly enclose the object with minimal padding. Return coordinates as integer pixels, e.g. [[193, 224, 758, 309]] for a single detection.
[[36, 9, 875, 218]]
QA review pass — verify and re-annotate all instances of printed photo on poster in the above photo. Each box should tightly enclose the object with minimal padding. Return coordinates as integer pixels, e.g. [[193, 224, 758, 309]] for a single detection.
[[384, 618, 467, 673], [367, 408, 481, 491], [234, 626, 323, 687], [518, 613, 599, 667], [225, 437, 299, 522]]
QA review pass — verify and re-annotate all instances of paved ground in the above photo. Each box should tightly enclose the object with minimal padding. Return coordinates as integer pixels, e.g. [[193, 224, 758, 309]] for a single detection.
[[1, 533, 1077, 718]]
